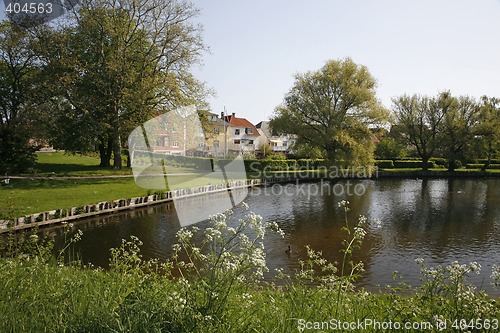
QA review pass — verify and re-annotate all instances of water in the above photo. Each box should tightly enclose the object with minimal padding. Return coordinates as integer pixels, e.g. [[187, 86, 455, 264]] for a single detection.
[[45, 178, 500, 295]]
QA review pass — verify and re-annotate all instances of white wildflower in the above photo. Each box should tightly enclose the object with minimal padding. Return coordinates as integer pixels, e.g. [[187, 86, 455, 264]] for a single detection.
[[415, 258, 425, 265]]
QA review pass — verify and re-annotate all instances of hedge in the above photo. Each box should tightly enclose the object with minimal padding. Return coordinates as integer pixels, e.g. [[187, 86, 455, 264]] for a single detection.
[[429, 157, 447, 167], [466, 163, 500, 170], [393, 160, 436, 169], [374, 160, 394, 169], [474, 159, 500, 164]]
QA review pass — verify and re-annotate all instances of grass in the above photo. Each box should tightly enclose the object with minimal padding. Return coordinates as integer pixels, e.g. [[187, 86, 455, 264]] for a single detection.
[[33, 152, 134, 176], [1, 178, 150, 218], [379, 167, 500, 173], [0, 153, 250, 218], [0, 206, 499, 333], [2, 153, 497, 219]]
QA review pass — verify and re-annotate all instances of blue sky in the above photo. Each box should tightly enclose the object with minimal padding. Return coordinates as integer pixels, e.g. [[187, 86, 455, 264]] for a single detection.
[[191, 0, 500, 123], [2, 1, 499, 124]]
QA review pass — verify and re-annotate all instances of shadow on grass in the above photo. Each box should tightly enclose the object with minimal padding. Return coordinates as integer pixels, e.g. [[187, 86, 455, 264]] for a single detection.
[[3, 178, 135, 191]]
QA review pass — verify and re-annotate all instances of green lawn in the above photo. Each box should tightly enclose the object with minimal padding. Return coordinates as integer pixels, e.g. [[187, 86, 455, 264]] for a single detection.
[[2, 153, 497, 219], [0, 153, 248, 218], [33, 152, 134, 176], [0, 178, 148, 218]]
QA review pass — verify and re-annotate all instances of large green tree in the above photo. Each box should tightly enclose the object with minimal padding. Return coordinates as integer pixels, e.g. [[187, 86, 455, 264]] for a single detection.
[[271, 58, 387, 166], [392, 93, 450, 171], [0, 21, 41, 174], [43, 0, 207, 168], [441, 95, 481, 171], [474, 96, 500, 170]]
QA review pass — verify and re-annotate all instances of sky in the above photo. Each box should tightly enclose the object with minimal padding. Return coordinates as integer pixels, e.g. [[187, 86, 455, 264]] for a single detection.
[[1, 1, 499, 124], [190, 0, 500, 124]]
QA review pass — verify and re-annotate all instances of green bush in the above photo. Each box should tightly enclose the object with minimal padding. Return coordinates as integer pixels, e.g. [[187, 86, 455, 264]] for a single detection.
[[393, 160, 436, 169], [430, 157, 447, 167], [466, 163, 500, 170], [296, 159, 326, 170], [474, 158, 500, 164], [374, 160, 394, 169]]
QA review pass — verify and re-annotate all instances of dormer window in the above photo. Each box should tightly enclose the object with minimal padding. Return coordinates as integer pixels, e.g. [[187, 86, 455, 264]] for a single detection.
[[235, 129, 240, 135], [245, 128, 253, 134]]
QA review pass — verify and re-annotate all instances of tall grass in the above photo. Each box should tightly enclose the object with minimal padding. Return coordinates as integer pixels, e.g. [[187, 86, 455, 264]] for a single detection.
[[0, 203, 499, 332]]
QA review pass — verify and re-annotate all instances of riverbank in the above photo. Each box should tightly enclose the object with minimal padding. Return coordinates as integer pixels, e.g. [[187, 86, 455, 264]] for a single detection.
[[1, 205, 499, 333], [0, 179, 261, 233], [2, 168, 499, 233]]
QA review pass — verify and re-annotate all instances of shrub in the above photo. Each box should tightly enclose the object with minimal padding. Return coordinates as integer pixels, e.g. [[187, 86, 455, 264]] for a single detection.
[[393, 160, 436, 169], [374, 160, 394, 169], [466, 163, 500, 170], [296, 159, 326, 170], [430, 157, 447, 167]]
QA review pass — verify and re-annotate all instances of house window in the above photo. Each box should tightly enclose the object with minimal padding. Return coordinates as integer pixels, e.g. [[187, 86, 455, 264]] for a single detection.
[[283, 141, 287, 147], [245, 128, 253, 134], [214, 127, 220, 135], [173, 141, 179, 148], [248, 140, 254, 145], [234, 139, 240, 145], [213, 140, 219, 148], [163, 137, 169, 147], [235, 129, 240, 135]]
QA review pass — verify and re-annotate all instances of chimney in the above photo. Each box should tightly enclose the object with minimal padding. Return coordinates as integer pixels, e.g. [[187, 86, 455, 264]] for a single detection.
[[220, 112, 224, 119], [232, 112, 235, 117]]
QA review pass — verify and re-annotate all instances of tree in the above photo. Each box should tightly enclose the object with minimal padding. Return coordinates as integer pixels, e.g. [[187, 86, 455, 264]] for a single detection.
[[392, 93, 449, 171], [43, 0, 207, 168], [0, 21, 40, 174], [474, 96, 500, 170], [374, 137, 407, 159], [270, 58, 387, 167], [441, 95, 480, 171]]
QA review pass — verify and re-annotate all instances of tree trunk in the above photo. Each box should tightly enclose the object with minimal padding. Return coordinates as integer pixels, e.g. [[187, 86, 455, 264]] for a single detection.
[[98, 139, 110, 167], [422, 156, 429, 171], [481, 141, 492, 171], [112, 117, 122, 169], [124, 149, 131, 168]]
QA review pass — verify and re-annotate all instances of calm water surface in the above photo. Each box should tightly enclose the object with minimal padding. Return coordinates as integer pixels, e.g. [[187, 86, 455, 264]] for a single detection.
[[46, 178, 500, 295]]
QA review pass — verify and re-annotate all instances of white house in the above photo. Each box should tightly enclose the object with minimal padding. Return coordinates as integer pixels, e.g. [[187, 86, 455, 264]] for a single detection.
[[255, 121, 296, 155]]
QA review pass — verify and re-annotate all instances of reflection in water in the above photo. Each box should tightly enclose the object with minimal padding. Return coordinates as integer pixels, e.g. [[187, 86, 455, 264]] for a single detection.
[[47, 178, 500, 295]]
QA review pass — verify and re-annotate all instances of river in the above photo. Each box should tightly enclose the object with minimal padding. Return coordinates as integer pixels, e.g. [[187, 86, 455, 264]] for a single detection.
[[46, 178, 500, 295]]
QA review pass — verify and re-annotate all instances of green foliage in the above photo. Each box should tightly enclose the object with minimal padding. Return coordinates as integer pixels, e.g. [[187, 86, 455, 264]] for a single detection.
[[466, 163, 500, 170], [41, 0, 208, 168], [296, 159, 326, 170], [292, 143, 325, 159], [0, 124, 37, 174], [266, 152, 287, 160], [271, 58, 387, 166], [374, 159, 394, 169], [0, 205, 499, 332], [0, 21, 41, 174], [393, 160, 436, 169], [375, 137, 407, 159], [430, 157, 447, 167]]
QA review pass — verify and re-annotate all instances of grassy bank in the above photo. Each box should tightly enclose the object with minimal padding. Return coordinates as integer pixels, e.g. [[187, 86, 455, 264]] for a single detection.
[[0, 178, 149, 218], [2, 153, 498, 219], [0, 153, 244, 218], [1, 206, 499, 333]]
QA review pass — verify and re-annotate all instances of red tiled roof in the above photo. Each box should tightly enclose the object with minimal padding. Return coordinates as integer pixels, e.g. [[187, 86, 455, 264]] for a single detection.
[[225, 115, 260, 137]]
